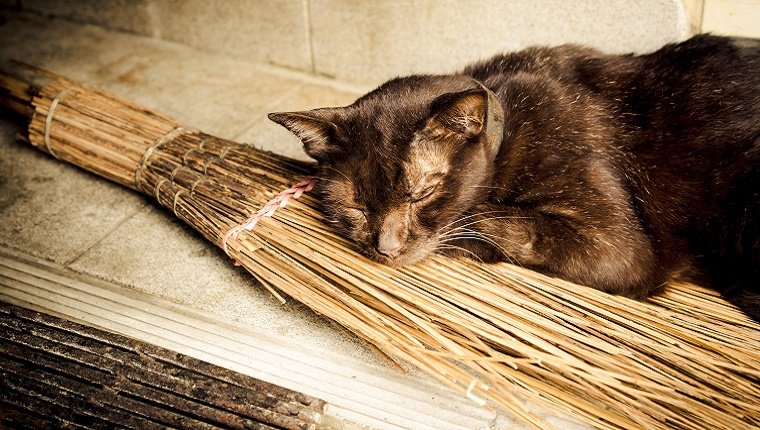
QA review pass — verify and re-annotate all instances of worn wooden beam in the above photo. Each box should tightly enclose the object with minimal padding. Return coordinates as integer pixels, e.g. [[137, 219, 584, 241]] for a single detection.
[[0, 302, 325, 430]]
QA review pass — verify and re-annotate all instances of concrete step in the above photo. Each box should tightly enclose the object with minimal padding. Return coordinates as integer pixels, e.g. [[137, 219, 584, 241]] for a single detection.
[[0, 248, 587, 430]]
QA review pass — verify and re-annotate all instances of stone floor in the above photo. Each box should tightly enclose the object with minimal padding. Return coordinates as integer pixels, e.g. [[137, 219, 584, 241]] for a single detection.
[[0, 11, 586, 430], [0, 11, 380, 360]]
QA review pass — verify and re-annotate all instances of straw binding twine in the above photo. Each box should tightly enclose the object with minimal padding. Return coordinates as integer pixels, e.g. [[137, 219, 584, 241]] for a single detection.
[[220, 176, 316, 259], [43, 85, 79, 159], [135, 126, 194, 193]]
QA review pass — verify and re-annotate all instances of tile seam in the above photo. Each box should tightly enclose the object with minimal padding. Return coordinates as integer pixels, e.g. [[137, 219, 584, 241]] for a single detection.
[[63, 202, 149, 269], [304, 0, 317, 75]]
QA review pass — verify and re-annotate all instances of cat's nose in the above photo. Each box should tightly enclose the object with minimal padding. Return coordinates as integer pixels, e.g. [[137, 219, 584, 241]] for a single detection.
[[377, 232, 404, 258], [377, 210, 407, 258]]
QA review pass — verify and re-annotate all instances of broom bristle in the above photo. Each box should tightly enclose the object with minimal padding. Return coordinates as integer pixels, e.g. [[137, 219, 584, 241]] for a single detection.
[[4, 66, 759, 430]]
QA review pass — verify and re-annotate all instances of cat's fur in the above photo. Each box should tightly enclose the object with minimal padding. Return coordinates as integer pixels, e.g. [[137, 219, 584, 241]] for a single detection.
[[269, 35, 760, 319]]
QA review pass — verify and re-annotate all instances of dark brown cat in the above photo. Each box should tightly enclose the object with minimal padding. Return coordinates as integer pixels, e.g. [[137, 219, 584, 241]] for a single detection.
[[269, 35, 760, 319]]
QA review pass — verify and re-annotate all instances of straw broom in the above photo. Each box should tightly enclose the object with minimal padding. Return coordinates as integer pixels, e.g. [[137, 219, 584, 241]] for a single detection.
[[1, 64, 758, 430]]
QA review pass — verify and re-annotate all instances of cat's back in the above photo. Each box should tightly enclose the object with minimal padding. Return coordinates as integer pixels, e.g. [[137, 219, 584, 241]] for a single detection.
[[466, 36, 760, 294], [465, 35, 759, 112], [626, 36, 760, 201], [466, 35, 760, 186], [632, 35, 760, 143], [462, 43, 616, 89]]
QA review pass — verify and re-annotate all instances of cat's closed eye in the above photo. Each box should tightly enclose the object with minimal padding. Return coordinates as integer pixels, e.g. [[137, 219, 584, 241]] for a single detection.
[[409, 173, 444, 202], [345, 204, 368, 221], [410, 184, 439, 202]]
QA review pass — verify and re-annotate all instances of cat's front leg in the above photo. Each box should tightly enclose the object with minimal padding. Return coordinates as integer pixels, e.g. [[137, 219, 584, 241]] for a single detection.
[[439, 203, 545, 266], [439, 203, 661, 299]]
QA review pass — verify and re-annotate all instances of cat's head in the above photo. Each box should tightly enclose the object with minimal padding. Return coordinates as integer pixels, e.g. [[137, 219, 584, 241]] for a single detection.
[[269, 75, 504, 265]]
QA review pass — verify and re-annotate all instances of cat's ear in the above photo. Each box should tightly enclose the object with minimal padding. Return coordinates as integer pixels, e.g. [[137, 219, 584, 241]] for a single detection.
[[428, 88, 488, 138], [268, 110, 344, 161]]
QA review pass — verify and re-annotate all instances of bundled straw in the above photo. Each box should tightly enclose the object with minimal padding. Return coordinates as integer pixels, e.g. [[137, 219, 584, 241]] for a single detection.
[[1, 65, 759, 430]]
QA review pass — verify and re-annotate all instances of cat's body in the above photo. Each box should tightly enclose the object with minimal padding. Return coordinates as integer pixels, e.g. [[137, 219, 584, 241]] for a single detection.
[[270, 35, 760, 319]]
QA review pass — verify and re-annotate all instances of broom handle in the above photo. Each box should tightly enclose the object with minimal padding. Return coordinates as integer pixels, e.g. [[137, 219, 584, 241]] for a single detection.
[[1, 64, 313, 246], [2, 64, 183, 191]]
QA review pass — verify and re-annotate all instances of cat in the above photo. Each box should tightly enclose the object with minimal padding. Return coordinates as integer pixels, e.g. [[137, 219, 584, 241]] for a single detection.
[[269, 35, 760, 320]]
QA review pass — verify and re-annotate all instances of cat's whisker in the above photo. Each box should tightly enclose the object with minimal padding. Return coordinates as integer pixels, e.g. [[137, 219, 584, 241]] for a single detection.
[[442, 226, 530, 263], [435, 243, 485, 263], [446, 236, 518, 266], [323, 166, 354, 185], [438, 210, 528, 233], [440, 231, 521, 266], [446, 215, 533, 232], [314, 177, 351, 188], [468, 184, 514, 192], [441, 226, 525, 248], [440, 231, 509, 253]]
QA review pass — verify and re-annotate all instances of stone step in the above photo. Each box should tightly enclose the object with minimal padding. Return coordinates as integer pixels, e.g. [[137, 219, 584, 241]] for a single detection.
[[0, 248, 589, 429]]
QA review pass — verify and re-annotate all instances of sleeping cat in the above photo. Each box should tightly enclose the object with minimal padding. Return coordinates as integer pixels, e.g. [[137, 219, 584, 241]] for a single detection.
[[269, 35, 760, 319]]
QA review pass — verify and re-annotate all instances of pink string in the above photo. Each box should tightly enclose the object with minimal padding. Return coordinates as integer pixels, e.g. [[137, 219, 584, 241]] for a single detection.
[[220, 177, 316, 264]]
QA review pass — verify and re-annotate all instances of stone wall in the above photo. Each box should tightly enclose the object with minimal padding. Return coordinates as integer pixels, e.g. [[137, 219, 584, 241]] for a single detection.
[[4, 1, 757, 85]]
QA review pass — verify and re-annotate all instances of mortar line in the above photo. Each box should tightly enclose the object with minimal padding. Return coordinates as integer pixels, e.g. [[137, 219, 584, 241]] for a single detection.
[[145, 0, 161, 39], [63, 202, 148, 269], [250, 61, 374, 94], [304, 0, 317, 75]]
